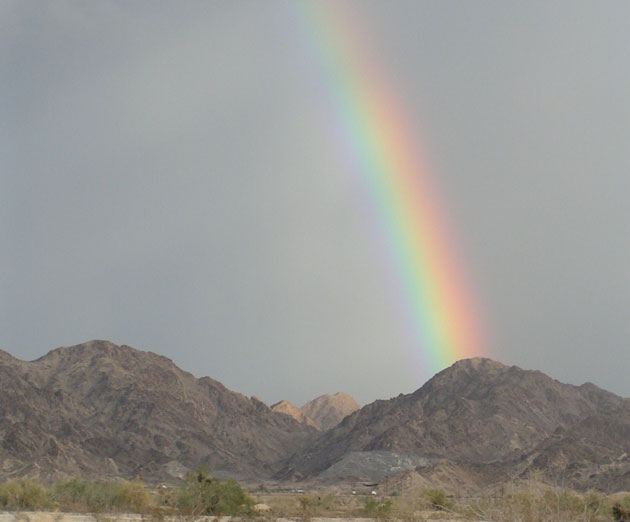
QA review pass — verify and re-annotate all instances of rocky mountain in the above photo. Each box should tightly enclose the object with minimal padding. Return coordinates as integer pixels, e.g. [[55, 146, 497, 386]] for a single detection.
[[0, 340, 317, 482], [301, 392, 360, 431], [270, 393, 360, 432], [279, 358, 630, 491], [2, 344, 629, 492], [380, 405, 630, 494], [270, 400, 318, 429], [521, 403, 630, 491]]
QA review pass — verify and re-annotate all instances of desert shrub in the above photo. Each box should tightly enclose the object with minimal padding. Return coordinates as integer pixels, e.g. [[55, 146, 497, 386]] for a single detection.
[[49, 478, 150, 513], [111, 479, 150, 512], [155, 484, 177, 509], [50, 478, 104, 511], [542, 487, 583, 515], [389, 488, 426, 518], [463, 485, 616, 522], [302, 494, 336, 513], [53, 479, 120, 512], [506, 488, 537, 521], [297, 495, 315, 521], [316, 493, 337, 511], [422, 488, 452, 511], [0, 479, 49, 510], [585, 490, 606, 514], [177, 466, 252, 516], [265, 494, 301, 517], [212, 479, 253, 514], [49, 478, 88, 509], [363, 497, 393, 519]]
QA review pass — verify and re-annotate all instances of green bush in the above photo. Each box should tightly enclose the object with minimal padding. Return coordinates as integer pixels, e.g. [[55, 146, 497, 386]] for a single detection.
[[177, 466, 252, 516], [0, 479, 49, 510], [50, 478, 110, 512], [0, 473, 250, 516], [0, 473, 619, 521], [422, 488, 452, 510], [112, 480, 151, 512], [363, 497, 393, 519], [49, 478, 150, 513], [464, 485, 617, 522]]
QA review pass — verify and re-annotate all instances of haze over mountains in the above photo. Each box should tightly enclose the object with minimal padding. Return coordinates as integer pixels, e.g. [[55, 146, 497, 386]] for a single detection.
[[1, 341, 629, 492]]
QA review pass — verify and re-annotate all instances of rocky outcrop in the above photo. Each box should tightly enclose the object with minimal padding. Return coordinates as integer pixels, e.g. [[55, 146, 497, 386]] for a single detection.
[[2, 343, 629, 492], [300, 392, 360, 431], [0, 340, 317, 481], [278, 358, 630, 491], [270, 400, 318, 429]]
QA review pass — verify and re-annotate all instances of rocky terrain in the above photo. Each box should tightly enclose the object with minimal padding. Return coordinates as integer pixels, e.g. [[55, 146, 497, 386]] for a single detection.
[[301, 392, 360, 431], [279, 358, 630, 491], [271, 393, 360, 431], [2, 342, 630, 493], [0, 341, 316, 482], [270, 400, 318, 429]]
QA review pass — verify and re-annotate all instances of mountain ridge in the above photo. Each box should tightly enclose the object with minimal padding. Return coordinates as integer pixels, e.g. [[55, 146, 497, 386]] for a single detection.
[[0, 340, 317, 482], [300, 392, 360, 431], [270, 400, 318, 429], [2, 342, 629, 492], [277, 357, 630, 489]]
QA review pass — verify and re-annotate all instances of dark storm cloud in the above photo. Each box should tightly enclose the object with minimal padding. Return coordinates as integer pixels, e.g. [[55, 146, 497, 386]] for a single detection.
[[3, 1, 630, 405]]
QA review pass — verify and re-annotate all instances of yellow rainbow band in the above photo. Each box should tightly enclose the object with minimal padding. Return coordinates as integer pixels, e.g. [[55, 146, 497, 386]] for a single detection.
[[297, 1, 485, 370]]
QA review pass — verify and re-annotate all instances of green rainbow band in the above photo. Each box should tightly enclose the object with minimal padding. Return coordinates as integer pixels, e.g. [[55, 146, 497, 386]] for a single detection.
[[296, 1, 485, 371]]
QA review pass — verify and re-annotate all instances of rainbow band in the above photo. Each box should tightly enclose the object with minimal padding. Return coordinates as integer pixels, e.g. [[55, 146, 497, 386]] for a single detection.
[[296, 2, 484, 370]]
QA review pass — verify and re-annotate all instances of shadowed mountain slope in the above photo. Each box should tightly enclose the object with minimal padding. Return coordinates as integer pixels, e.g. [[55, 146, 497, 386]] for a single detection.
[[521, 402, 630, 491], [279, 358, 629, 485], [0, 340, 317, 481], [3, 345, 629, 492]]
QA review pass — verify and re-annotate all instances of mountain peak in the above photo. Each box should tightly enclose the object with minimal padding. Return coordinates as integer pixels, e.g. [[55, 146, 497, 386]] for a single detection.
[[0, 340, 316, 481], [301, 392, 360, 431], [280, 358, 629, 484], [449, 357, 509, 372], [37, 340, 132, 361], [418, 357, 514, 393], [270, 400, 318, 429]]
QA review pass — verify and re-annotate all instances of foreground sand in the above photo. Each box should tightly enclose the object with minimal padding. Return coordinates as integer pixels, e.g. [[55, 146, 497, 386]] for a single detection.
[[0, 513, 472, 522]]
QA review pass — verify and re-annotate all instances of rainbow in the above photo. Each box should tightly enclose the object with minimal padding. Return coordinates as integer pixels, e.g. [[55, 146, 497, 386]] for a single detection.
[[294, 2, 485, 371]]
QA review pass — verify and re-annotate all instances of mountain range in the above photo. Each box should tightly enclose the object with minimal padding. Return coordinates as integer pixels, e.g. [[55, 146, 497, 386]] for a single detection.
[[0, 341, 316, 481], [1, 340, 629, 493], [279, 357, 630, 492]]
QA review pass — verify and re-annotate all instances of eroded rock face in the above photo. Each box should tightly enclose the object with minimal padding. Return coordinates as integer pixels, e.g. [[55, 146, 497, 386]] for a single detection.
[[0, 340, 317, 482], [270, 400, 319, 429], [279, 358, 630, 491], [300, 392, 360, 431], [3, 344, 630, 492]]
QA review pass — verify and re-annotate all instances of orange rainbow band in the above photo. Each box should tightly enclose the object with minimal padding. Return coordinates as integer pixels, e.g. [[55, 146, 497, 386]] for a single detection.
[[295, 1, 485, 370]]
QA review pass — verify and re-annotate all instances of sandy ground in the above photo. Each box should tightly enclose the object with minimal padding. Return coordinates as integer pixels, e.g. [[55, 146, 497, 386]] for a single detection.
[[0, 513, 473, 522]]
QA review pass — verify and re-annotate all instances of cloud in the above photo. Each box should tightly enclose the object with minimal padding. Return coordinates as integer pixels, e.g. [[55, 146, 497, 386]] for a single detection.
[[3, 1, 630, 404]]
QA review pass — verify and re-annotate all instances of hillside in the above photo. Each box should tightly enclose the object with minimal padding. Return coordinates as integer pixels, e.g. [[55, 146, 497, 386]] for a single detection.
[[0, 340, 317, 481], [279, 358, 630, 491], [270, 400, 318, 429], [270, 393, 360, 431], [2, 344, 630, 492], [301, 392, 360, 431]]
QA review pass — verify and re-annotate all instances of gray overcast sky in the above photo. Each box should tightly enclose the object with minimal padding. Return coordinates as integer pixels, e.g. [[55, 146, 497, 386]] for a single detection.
[[3, 1, 630, 406]]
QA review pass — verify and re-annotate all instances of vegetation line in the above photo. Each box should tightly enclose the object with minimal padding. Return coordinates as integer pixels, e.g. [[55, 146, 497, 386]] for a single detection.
[[1, 469, 630, 521], [0, 467, 251, 516]]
